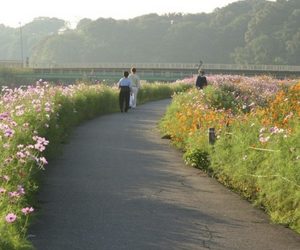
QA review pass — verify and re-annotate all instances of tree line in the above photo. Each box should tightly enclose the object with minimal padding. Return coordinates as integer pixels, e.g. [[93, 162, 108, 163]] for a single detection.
[[0, 0, 299, 66]]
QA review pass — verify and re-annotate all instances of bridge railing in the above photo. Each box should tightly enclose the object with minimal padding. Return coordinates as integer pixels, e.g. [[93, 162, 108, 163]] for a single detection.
[[203, 64, 300, 72], [31, 62, 198, 69], [0, 60, 23, 68], [30, 62, 300, 72]]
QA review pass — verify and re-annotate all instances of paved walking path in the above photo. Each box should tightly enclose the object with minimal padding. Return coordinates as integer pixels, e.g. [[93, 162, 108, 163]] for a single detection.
[[30, 99, 300, 250]]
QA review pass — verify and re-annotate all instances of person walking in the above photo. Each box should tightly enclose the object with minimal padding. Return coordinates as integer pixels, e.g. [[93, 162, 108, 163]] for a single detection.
[[128, 67, 141, 108], [195, 69, 208, 89], [118, 71, 132, 113]]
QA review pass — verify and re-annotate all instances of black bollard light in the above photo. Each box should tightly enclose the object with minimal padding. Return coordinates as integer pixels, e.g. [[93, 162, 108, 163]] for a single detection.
[[209, 128, 216, 145]]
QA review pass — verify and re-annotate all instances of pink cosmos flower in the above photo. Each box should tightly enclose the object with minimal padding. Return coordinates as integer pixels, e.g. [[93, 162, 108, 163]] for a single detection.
[[0, 187, 6, 194], [4, 128, 15, 137], [17, 185, 25, 195], [5, 213, 17, 223], [3, 175, 10, 182], [35, 106, 42, 112], [9, 191, 20, 198], [269, 126, 284, 134], [11, 121, 17, 127], [34, 143, 46, 152], [39, 157, 48, 165], [32, 136, 49, 152], [259, 136, 270, 143], [21, 207, 34, 215], [45, 107, 51, 112], [17, 151, 26, 159], [0, 112, 9, 121], [33, 136, 49, 145], [16, 110, 25, 116], [4, 158, 13, 166]]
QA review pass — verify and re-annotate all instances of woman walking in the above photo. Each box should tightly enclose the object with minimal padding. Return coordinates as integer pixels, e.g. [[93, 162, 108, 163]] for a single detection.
[[129, 67, 141, 108]]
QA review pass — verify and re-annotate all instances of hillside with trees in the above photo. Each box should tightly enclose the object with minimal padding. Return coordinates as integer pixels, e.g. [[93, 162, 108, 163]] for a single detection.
[[0, 0, 299, 65], [0, 17, 66, 63]]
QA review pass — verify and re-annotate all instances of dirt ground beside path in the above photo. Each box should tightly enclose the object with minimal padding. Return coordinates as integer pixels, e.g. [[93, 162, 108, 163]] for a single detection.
[[30, 99, 300, 250]]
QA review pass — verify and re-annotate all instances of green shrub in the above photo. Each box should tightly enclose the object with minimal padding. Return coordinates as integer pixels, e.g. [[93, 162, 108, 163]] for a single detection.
[[184, 148, 210, 170], [203, 85, 239, 113]]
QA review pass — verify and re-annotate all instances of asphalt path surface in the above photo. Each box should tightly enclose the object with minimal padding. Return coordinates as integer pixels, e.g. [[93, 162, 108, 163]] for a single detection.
[[30, 99, 300, 250]]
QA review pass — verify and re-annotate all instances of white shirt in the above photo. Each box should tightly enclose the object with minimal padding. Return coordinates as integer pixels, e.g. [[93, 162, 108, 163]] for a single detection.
[[129, 74, 140, 88]]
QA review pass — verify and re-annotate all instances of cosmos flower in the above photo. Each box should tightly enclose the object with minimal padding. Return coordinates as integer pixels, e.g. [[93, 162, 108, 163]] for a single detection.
[[21, 207, 34, 215], [5, 213, 17, 223]]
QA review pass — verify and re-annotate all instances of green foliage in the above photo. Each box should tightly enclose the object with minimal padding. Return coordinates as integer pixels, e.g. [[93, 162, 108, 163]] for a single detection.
[[184, 148, 210, 171], [1, 1, 299, 65], [233, 0, 300, 64], [0, 18, 65, 62], [209, 116, 300, 232], [159, 90, 196, 149], [254, 124, 300, 231], [203, 85, 240, 113], [139, 82, 191, 104], [210, 120, 263, 199]]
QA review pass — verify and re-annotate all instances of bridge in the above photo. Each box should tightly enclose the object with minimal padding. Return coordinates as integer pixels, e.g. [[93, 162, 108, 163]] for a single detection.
[[5, 62, 300, 82], [31, 62, 300, 81], [0, 60, 23, 68]]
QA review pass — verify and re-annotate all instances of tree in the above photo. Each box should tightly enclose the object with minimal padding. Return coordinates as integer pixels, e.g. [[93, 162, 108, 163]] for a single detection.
[[1, 0, 299, 65]]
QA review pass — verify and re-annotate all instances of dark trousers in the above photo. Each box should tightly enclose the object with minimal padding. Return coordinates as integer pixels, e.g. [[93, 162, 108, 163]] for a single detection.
[[119, 86, 130, 112]]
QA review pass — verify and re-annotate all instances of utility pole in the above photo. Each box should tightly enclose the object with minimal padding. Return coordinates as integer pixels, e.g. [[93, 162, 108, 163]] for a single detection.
[[19, 22, 24, 67]]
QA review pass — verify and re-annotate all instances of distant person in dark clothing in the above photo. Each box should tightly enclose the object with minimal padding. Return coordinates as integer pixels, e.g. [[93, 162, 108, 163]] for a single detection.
[[196, 70, 208, 89], [118, 71, 132, 112]]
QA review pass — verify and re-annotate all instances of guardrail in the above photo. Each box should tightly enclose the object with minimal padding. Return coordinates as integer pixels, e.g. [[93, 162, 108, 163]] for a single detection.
[[0, 60, 23, 68]]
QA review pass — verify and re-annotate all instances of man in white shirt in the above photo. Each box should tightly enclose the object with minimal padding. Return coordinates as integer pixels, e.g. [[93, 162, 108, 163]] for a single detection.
[[128, 67, 141, 108]]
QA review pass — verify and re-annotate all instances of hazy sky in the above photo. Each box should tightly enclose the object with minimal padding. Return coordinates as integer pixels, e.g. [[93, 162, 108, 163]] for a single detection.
[[0, 0, 250, 27]]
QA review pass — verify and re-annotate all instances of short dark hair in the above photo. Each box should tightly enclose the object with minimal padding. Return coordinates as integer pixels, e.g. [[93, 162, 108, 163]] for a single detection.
[[131, 67, 136, 73], [124, 71, 129, 77]]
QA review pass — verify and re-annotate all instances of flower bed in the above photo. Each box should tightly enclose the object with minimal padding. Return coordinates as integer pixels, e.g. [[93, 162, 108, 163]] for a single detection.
[[0, 80, 191, 249], [160, 75, 300, 233]]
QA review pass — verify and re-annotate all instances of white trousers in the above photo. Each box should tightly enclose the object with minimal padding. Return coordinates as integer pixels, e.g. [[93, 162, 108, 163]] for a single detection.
[[131, 87, 139, 108]]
